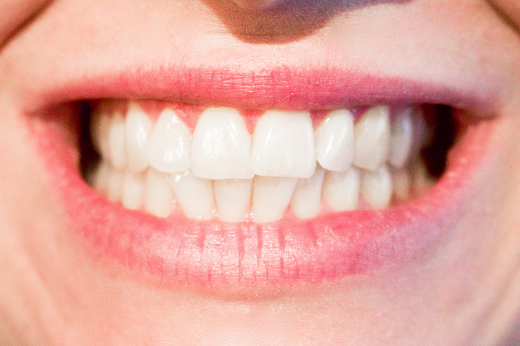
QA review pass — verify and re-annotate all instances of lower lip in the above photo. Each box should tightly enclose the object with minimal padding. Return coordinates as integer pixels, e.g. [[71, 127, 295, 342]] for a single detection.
[[30, 106, 494, 294]]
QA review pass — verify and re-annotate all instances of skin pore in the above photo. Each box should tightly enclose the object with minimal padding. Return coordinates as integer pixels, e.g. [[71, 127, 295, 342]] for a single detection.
[[1, 0, 520, 345]]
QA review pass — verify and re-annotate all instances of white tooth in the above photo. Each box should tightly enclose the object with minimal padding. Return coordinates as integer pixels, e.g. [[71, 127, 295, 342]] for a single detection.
[[107, 168, 124, 203], [322, 168, 360, 212], [353, 106, 391, 171], [147, 108, 191, 173], [388, 107, 413, 168], [92, 160, 111, 194], [125, 102, 152, 173], [250, 111, 316, 178], [121, 171, 145, 210], [315, 109, 354, 172], [290, 165, 325, 219], [169, 171, 214, 220], [252, 176, 297, 222], [392, 168, 411, 202], [108, 112, 127, 169], [214, 179, 252, 222], [191, 107, 254, 180], [360, 165, 392, 209], [144, 168, 176, 218]]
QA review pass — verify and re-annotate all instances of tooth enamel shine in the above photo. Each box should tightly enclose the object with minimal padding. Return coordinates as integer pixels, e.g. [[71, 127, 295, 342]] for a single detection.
[[191, 107, 254, 180], [353, 105, 391, 171], [315, 109, 354, 172], [91, 101, 432, 222], [250, 111, 316, 178], [147, 108, 192, 173]]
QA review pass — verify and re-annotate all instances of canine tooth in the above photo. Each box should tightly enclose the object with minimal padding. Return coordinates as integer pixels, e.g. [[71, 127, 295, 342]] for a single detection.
[[388, 107, 413, 168], [290, 165, 325, 219], [392, 168, 411, 202], [121, 171, 145, 210], [108, 112, 127, 169], [250, 111, 316, 178], [107, 168, 124, 202], [92, 161, 111, 194], [147, 108, 191, 173], [170, 171, 214, 220], [315, 109, 354, 172], [252, 176, 297, 222], [353, 106, 391, 171], [144, 168, 176, 217], [214, 179, 252, 222], [360, 165, 392, 209], [191, 107, 254, 180], [125, 102, 152, 173], [322, 168, 360, 212]]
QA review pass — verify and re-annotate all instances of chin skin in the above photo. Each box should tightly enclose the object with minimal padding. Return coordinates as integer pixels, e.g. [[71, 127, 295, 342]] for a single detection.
[[0, 0, 520, 345]]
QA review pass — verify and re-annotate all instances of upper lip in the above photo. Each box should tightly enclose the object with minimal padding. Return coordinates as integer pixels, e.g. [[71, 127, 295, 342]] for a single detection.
[[32, 66, 497, 115]]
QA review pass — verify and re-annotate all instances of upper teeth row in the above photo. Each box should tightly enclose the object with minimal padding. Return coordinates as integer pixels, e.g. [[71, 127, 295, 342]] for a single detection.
[[91, 102, 425, 180]]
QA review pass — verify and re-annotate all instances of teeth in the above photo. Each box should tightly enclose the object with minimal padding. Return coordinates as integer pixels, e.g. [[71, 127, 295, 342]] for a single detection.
[[214, 179, 252, 222], [108, 112, 127, 169], [392, 168, 411, 202], [388, 107, 413, 168], [250, 111, 316, 178], [353, 106, 391, 171], [290, 165, 325, 219], [322, 168, 360, 212], [107, 168, 124, 203], [125, 102, 152, 173], [92, 102, 434, 221], [315, 109, 354, 172], [412, 159, 436, 196], [144, 168, 176, 218], [121, 171, 145, 210], [252, 176, 297, 222], [191, 107, 254, 180], [169, 171, 214, 220], [92, 160, 111, 194], [360, 165, 392, 209], [147, 108, 192, 173]]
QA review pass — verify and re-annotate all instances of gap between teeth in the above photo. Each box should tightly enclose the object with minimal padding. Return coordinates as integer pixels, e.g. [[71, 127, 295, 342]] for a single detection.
[[90, 102, 434, 222]]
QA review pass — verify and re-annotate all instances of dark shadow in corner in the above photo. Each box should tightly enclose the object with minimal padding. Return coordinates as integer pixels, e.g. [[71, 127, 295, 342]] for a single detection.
[[201, 0, 412, 44]]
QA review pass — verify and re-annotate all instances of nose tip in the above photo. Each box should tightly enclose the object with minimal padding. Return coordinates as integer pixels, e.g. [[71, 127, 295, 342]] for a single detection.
[[228, 0, 281, 10]]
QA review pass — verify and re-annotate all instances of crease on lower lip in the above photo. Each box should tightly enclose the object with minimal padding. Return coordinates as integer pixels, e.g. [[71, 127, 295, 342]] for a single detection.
[[29, 97, 495, 290]]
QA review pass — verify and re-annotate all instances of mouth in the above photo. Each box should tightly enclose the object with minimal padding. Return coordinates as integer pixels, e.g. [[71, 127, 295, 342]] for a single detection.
[[27, 65, 497, 294], [87, 100, 439, 221]]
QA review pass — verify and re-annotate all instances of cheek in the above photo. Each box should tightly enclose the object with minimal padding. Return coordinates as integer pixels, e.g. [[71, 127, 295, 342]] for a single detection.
[[490, 0, 520, 29]]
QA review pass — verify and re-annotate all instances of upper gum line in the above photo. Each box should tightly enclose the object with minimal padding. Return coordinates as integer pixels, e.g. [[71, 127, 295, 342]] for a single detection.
[[89, 100, 434, 222]]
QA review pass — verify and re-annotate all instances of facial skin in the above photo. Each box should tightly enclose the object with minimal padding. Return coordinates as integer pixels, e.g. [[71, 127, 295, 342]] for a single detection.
[[0, 0, 520, 345]]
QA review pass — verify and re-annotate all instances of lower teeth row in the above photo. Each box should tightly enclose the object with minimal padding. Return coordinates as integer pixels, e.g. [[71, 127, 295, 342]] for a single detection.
[[91, 159, 434, 223]]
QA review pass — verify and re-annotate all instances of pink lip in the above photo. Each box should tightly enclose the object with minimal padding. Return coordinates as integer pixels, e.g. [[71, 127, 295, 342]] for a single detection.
[[37, 67, 495, 113], [29, 68, 496, 293]]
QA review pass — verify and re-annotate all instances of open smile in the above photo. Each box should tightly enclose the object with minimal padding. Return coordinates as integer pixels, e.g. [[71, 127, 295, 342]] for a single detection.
[[3, 0, 514, 296], [24, 72, 497, 294]]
